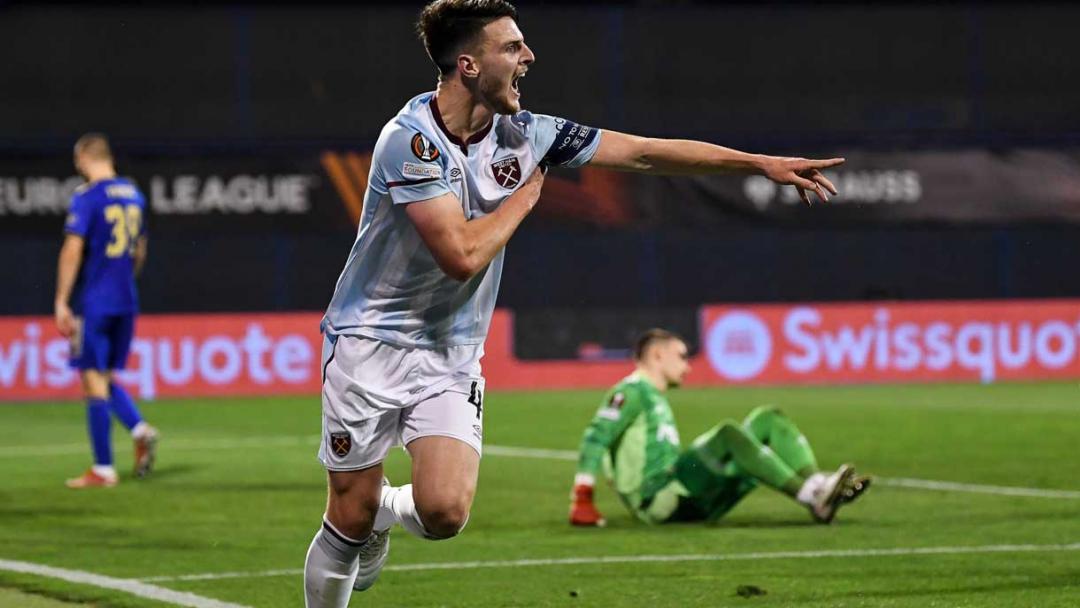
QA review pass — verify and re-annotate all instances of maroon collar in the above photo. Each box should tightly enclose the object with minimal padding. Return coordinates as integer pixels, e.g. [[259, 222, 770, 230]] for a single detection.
[[430, 95, 493, 154]]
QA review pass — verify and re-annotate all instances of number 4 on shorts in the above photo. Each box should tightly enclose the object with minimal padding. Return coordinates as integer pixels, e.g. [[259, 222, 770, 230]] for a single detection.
[[468, 381, 483, 419]]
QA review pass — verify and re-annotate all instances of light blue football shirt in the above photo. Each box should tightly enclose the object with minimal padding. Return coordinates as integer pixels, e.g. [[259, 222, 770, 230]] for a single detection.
[[322, 92, 601, 348]]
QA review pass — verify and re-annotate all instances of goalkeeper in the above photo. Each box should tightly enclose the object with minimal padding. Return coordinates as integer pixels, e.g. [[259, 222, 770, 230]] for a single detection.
[[569, 329, 869, 527]]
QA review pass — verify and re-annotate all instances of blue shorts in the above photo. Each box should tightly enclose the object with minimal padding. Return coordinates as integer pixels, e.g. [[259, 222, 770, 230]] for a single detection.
[[69, 313, 136, 371]]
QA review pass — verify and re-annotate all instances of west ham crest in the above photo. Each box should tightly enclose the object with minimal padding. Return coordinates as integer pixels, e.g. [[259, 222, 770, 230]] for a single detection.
[[330, 432, 351, 457], [491, 156, 522, 189]]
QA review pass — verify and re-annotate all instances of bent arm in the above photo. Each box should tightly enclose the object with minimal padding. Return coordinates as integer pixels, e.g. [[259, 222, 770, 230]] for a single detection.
[[405, 168, 544, 281], [590, 130, 843, 204]]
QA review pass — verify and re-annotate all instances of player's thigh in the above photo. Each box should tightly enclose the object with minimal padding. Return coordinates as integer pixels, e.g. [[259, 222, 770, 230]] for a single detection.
[[106, 313, 136, 371], [402, 386, 484, 513], [70, 315, 110, 383], [406, 435, 480, 519]]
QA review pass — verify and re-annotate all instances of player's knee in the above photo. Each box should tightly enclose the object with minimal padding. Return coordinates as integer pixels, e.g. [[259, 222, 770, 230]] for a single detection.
[[417, 499, 471, 540], [325, 482, 380, 539], [716, 420, 752, 445], [743, 405, 782, 430], [716, 419, 742, 436]]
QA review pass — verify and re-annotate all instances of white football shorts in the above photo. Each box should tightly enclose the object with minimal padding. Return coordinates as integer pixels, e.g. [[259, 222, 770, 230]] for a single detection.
[[317, 334, 485, 471]]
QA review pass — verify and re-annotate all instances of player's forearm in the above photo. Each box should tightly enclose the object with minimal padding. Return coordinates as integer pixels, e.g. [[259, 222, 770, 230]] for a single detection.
[[133, 238, 148, 278], [592, 130, 767, 176], [54, 243, 82, 306], [450, 175, 543, 280], [576, 435, 610, 481], [632, 138, 766, 175]]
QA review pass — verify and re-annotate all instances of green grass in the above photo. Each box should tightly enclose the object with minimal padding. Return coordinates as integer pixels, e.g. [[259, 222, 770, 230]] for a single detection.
[[1, 382, 1079, 607]]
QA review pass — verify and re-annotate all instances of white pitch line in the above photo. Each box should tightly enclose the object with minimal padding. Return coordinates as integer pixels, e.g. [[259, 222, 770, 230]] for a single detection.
[[0, 558, 249, 608], [0, 435, 321, 458], [881, 477, 1080, 499], [4, 438, 1078, 501], [484, 444, 577, 461], [140, 541, 1080, 583]]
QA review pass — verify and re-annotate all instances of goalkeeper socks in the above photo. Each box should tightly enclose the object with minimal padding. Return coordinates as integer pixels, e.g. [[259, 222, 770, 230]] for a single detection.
[[796, 473, 828, 505], [708, 423, 804, 496], [87, 398, 113, 467], [379, 483, 449, 540], [107, 383, 144, 431], [303, 518, 367, 608], [743, 406, 820, 478]]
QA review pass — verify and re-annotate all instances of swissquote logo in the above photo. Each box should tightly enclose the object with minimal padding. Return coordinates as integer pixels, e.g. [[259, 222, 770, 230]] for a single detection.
[[705, 310, 773, 381]]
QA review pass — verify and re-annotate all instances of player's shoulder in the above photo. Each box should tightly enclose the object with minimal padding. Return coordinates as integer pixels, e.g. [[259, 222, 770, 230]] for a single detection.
[[612, 373, 652, 402], [375, 92, 446, 162], [70, 180, 105, 211], [493, 111, 538, 149], [103, 178, 144, 203]]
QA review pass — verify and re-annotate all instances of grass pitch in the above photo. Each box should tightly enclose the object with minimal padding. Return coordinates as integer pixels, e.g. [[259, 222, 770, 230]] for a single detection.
[[1, 382, 1079, 607]]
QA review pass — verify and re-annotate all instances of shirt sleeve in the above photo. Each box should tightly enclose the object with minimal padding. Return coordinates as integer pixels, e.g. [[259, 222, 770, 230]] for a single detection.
[[64, 191, 92, 237], [529, 113, 602, 169], [576, 387, 643, 477], [374, 125, 452, 204]]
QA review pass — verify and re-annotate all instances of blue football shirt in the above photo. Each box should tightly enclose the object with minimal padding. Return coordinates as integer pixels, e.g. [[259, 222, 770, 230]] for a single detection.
[[64, 178, 147, 316]]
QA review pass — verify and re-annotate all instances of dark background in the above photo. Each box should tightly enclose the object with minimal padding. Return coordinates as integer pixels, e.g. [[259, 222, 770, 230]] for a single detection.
[[3, 1, 1078, 355]]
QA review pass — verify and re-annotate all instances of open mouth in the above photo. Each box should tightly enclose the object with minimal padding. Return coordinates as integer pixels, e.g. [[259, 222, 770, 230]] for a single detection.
[[511, 70, 525, 95]]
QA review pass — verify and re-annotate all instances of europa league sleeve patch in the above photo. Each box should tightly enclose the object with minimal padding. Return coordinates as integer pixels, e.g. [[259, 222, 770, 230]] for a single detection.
[[410, 133, 441, 162], [330, 432, 352, 457]]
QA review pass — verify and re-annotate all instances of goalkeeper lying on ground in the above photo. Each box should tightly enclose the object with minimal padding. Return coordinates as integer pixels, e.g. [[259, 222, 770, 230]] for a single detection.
[[569, 329, 869, 527]]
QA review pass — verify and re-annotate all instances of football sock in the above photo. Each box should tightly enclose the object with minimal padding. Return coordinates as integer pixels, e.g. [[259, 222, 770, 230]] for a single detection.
[[91, 464, 118, 479], [698, 422, 804, 497], [87, 398, 113, 467], [796, 473, 828, 505], [107, 383, 144, 431], [379, 484, 438, 539], [303, 518, 367, 608], [743, 406, 820, 478]]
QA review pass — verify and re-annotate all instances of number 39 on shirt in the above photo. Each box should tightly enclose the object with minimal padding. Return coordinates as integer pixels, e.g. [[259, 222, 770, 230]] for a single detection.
[[104, 204, 142, 258]]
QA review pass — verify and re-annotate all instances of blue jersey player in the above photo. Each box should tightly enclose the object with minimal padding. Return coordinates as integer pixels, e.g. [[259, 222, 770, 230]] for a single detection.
[[54, 133, 159, 489], [303, 3, 845, 605]]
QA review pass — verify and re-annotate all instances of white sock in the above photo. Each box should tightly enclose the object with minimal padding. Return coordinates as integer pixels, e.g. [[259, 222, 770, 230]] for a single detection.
[[796, 473, 827, 505], [379, 484, 435, 539], [91, 465, 117, 480], [132, 422, 153, 439], [303, 519, 366, 608]]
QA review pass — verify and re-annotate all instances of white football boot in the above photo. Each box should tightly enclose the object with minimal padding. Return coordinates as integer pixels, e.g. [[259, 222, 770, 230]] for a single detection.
[[810, 464, 855, 524], [354, 477, 392, 592]]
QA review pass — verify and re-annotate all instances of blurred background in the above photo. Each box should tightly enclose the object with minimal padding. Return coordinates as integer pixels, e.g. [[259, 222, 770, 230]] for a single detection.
[[3, 0, 1080, 392]]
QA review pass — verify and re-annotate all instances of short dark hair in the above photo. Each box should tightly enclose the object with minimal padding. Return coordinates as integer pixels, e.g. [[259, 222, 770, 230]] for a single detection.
[[416, 0, 519, 75], [633, 328, 684, 362], [74, 132, 112, 161]]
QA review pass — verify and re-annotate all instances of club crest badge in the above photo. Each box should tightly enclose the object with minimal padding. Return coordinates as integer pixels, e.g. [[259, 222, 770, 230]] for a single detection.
[[491, 156, 522, 189], [330, 432, 351, 458], [411, 133, 441, 162]]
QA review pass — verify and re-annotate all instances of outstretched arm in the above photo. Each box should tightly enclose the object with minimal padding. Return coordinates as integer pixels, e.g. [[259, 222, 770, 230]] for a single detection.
[[589, 130, 843, 206]]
